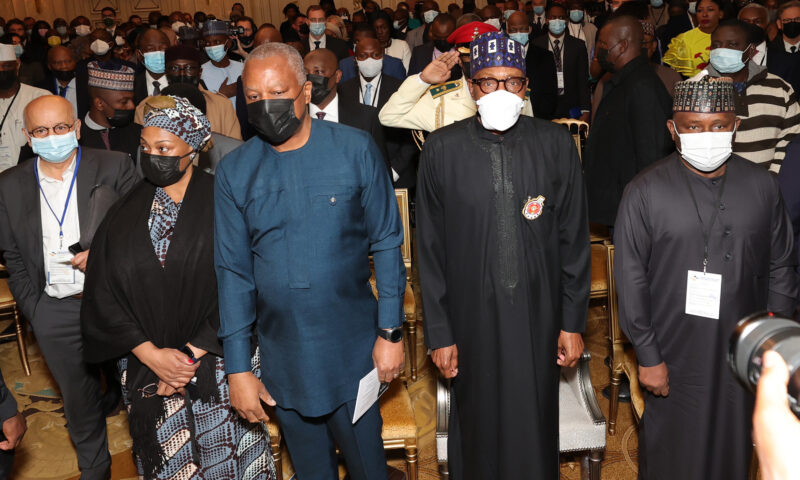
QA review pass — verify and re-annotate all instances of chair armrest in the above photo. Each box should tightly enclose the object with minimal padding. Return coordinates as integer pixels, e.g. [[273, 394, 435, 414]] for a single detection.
[[574, 352, 605, 425], [436, 375, 450, 464]]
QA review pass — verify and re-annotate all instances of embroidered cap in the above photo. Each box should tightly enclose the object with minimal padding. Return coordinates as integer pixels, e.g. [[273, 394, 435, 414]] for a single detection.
[[87, 61, 135, 91], [143, 95, 211, 150], [673, 74, 737, 113], [470, 31, 526, 75]]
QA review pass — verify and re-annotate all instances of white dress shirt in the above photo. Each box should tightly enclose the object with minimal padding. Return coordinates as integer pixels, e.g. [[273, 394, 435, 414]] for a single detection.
[[38, 154, 84, 298], [533, 13, 547, 27], [547, 33, 566, 67], [753, 41, 767, 65], [0, 83, 49, 172], [309, 34, 327, 51], [784, 38, 800, 53], [145, 70, 169, 96], [310, 94, 340, 122], [359, 72, 382, 107], [200, 60, 245, 109]]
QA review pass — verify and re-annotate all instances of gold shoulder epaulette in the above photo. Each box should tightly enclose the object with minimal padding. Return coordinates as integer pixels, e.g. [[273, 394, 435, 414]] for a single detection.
[[429, 80, 462, 99]]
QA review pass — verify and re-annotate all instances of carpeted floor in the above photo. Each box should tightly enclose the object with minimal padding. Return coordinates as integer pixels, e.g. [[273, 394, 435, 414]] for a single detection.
[[0, 300, 639, 480]]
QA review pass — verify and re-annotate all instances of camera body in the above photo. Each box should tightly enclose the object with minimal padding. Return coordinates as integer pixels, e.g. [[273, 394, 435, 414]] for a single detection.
[[728, 312, 800, 419], [229, 24, 244, 36]]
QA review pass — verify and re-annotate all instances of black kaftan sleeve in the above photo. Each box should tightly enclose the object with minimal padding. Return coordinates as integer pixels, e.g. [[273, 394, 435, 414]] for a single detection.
[[417, 137, 455, 350], [81, 204, 149, 364], [614, 179, 663, 367], [767, 177, 800, 316]]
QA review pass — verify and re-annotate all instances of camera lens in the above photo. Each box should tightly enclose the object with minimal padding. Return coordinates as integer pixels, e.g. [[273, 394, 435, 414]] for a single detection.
[[728, 311, 800, 419]]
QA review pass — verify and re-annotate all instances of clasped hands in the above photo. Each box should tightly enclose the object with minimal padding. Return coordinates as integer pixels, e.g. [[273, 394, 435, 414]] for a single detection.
[[133, 341, 205, 397]]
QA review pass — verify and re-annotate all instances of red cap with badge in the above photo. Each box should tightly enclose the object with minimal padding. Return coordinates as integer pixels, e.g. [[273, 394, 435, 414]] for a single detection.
[[447, 21, 499, 53]]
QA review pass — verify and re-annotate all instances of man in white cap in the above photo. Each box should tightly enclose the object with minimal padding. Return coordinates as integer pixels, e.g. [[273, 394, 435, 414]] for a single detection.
[[0, 43, 48, 172]]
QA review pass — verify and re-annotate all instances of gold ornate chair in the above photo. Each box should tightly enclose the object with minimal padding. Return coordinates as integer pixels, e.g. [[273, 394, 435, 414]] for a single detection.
[[551, 119, 590, 162], [0, 267, 31, 376], [265, 418, 283, 478], [380, 381, 419, 479]]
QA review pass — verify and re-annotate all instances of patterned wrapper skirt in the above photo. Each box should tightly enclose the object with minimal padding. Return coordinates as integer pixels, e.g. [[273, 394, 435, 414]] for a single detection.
[[119, 348, 276, 480]]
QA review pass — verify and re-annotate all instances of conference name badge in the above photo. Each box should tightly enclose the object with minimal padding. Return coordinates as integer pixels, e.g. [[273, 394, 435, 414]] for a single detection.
[[522, 195, 546, 220]]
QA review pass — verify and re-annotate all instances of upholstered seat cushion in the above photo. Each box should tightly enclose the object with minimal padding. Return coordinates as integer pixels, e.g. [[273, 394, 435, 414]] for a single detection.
[[558, 368, 606, 452], [380, 381, 416, 440]]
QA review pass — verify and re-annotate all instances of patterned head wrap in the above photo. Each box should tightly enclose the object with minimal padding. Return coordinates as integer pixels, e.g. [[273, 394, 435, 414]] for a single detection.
[[640, 19, 655, 37], [673, 74, 737, 113], [87, 61, 135, 91], [143, 95, 211, 150], [470, 31, 526, 75], [202, 19, 229, 37]]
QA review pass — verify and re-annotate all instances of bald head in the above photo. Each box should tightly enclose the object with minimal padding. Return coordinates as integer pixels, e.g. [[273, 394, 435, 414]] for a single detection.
[[24, 95, 76, 132], [603, 14, 644, 46], [254, 25, 282, 47], [304, 47, 338, 72]]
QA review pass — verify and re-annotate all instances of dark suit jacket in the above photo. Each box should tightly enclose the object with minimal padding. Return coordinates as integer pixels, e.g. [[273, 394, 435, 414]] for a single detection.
[[767, 38, 800, 99], [133, 70, 149, 106], [320, 35, 351, 61], [0, 147, 138, 319], [339, 55, 407, 83], [532, 34, 590, 117], [525, 44, 560, 120], [36, 73, 88, 116], [337, 100, 391, 174], [408, 43, 435, 77], [79, 121, 142, 162]]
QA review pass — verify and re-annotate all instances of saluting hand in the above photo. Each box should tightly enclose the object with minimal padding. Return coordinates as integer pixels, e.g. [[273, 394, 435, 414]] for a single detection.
[[228, 371, 276, 423], [420, 51, 459, 85], [432, 344, 459, 379], [639, 362, 670, 397], [557, 330, 584, 368]]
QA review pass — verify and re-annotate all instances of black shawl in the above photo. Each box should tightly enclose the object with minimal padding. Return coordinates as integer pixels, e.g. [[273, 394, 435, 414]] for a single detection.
[[81, 170, 222, 475]]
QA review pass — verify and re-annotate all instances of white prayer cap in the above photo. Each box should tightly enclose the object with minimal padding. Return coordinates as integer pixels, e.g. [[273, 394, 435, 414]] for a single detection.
[[0, 44, 15, 62]]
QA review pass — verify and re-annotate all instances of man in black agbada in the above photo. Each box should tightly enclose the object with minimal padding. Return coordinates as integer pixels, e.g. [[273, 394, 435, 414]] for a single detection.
[[615, 75, 799, 480], [416, 31, 590, 479]]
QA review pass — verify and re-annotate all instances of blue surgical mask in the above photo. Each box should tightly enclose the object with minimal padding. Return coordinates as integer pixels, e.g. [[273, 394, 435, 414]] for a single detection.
[[533, 5, 545, 15], [569, 9, 585, 22], [142, 50, 165, 74], [651, 0, 664, 7], [205, 44, 227, 62], [548, 18, 566, 35], [13, 44, 23, 57], [423, 10, 439, 23], [31, 131, 79, 163], [504, 9, 516, 19], [509, 32, 530, 45], [709, 47, 747, 73], [309, 21, 326, 36]]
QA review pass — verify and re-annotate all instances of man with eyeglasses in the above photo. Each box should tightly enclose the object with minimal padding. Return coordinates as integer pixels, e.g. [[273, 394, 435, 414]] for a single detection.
[[0, 94, 136, 480], [416, 31, 590, 479], [133, 45, 242, 139], [0, 44, 49, 172]]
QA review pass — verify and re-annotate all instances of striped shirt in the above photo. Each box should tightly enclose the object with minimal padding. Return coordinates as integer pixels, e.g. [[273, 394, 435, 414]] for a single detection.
[[707, 63, 800, 173]]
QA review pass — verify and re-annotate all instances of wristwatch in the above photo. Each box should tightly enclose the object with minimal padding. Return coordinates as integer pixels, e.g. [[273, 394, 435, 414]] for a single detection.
[[377, 326, 404, 343]]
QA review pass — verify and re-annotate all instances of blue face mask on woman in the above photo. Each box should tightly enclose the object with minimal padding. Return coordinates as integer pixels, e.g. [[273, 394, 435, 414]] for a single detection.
[[142, 50, 165, 74], [548, 18, 566, 35], [205, 44, 227, 62], [31, 131, 79, 163], [709, 47, 748, 73], [569, 9, 584, 22]]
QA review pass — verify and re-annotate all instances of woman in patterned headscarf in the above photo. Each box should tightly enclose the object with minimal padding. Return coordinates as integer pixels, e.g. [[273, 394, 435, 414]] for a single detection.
[[81, 95, 276, 480]]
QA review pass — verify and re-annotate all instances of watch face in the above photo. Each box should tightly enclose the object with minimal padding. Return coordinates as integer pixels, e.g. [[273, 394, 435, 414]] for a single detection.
[[390, 327, 403, 342]]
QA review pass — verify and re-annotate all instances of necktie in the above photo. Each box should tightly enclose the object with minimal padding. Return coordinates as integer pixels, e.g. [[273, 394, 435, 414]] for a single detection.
[[100, 129, 111, 150], [363, 83, 373, 105], [314, 40, 321, 49], [553, 39, 564, 95], [792, 46, 797, 53], [57, 85, 67, 97], [536, 17, 541, 27], [152, 80, 161, 95], [316, 111, 326, 119]]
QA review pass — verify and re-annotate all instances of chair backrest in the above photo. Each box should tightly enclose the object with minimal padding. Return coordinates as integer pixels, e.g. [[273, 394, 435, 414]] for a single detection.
[[606, 244, 625, 347], [395, 188, 412, 273], [590, 243, 609, 300], [551, 118, 590, 162]]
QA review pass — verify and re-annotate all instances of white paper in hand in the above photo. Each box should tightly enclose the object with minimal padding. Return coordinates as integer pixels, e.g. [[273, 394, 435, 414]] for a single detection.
[[352, 368, 390, 424]]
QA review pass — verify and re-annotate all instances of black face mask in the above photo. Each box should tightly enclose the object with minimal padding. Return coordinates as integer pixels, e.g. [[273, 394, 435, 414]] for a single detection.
[[239, 34, 254, 44], [0, 70, 17, 90], [247, 91, 305, 144], [53, 69, 75, 82], [783, 21, 800, 39], [107, 108, 135, 127], [140, 150, 193, 187], [596, 46, 616, 73], [308, 74, 334, 104], [433, 39, 453, 52], [166, 74, 200, 86]]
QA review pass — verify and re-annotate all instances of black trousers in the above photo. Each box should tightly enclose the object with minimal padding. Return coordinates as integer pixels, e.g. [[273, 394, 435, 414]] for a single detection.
[[32, 295, 110, 480]]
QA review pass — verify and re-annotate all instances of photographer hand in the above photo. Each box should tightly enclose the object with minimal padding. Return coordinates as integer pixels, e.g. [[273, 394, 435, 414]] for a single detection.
[[754, 350, 800, 480]]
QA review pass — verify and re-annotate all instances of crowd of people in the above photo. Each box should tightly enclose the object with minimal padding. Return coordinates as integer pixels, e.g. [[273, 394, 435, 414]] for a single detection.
[[0, 0, 798, 479]]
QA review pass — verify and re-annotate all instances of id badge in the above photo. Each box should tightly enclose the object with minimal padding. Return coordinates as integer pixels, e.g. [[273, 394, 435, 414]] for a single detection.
[[557, 72, 565, 90], [685, 270, 722, 319], [47, 251, 76, 285]]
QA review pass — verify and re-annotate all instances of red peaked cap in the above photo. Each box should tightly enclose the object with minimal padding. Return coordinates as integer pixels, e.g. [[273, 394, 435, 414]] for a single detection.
[[447, 21, 499, 46]]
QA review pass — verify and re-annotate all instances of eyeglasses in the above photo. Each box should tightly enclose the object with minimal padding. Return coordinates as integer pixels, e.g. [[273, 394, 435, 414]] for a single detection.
[[782, 17, 800, 23], [166, 64, 200, 74], [471, 76, 527, 94], [138, 383, 158, 398], [27, 122, 76, 139]]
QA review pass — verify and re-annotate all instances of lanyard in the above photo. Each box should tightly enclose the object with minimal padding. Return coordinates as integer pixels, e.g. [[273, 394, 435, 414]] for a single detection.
[[679, 158, 727, 273], [34, 147, 81, 250], [0, 90, 19, 138]]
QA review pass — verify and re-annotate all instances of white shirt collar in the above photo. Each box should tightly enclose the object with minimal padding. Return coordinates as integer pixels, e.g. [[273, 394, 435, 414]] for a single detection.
[[37, 151, 77, 183], [309, 34, 327, 49], [784, 38, 800, 52], [309, 93, 339, 122], [83, 112, 107, 131]]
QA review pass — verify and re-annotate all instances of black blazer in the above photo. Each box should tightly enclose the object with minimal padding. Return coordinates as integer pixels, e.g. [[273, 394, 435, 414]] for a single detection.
[[337, 100, 391, 175], [0, 147, 138, 319], [133, 71, 150, 106], [408, 43, 435, 76], [337, 74, 403, 111], [36, 73, 88, 114], [532, 34, 590, 117], [525, 44, 560, 120], [79, 121, 142, 162], [767, 39, 800, 97], [323, 35, 351, 61]]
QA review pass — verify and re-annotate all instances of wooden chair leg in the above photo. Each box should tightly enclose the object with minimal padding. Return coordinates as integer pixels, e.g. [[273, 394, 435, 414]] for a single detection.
[[608, 369, 622, 435], [589, 450, 603, 480], [749, 446, 759, 480], [407, 320, 417, 382], [13, 306, 30, 376], [405, 445, 418, 480], [270, 435, 282, 479]]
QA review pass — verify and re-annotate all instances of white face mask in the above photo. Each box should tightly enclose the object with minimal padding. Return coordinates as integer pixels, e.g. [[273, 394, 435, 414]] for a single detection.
[[90, 38, 111, 56], [171, 21, 186, 33], [476, 90, 525, 131], [485, 18, 502, 30], [75, 24, 91, 37], [357, 57, 383, 78], [673, 121, 736, 172]]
